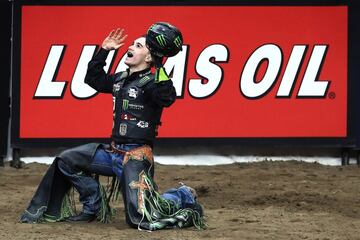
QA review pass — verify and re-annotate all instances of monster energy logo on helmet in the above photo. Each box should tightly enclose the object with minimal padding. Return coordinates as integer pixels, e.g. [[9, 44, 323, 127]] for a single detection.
[[156, 34, 167, 47], [146, 22, 183, 83], [173, 36, 182, 48], [146, 22, 183, 58]]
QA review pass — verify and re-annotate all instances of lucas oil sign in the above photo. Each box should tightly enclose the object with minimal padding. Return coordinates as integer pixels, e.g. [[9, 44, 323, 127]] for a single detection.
[[19, 6, 347, 138]]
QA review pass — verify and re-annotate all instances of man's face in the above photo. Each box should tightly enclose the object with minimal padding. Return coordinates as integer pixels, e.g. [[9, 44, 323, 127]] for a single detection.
[[124, 37, 152, 68]]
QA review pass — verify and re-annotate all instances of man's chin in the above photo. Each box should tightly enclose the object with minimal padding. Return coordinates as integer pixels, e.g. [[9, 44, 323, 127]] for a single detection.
[[124, 60, 132, 67]]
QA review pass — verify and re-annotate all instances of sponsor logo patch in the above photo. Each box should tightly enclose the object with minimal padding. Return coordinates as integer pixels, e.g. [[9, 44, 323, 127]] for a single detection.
[[139, 75, 151, 85], [121, 113, 136, 121], [122, 99, 129, 110], [113, 82, 122, 94], [127, 87, 139, 99], [136, 121, 149, 128], [122, 99, 144, 111], [119, 123, 127, 136]]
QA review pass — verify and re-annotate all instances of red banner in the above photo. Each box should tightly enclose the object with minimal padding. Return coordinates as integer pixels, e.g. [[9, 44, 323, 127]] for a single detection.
[[20, 6, 348, 138]]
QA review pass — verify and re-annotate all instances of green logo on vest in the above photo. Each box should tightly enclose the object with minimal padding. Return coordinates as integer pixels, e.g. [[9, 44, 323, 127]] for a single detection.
[[122, 99, 129, 110], [139, 75, 151, 85]]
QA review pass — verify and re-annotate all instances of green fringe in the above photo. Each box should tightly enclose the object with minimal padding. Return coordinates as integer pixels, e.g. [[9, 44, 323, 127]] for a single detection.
[[97, 184, 116, 223], [43, 177, 120, 224], [42, 190, 76, 223], [141, 174, 207, 230], [60, 191, 76, 219], [42, 214, 58, 223]]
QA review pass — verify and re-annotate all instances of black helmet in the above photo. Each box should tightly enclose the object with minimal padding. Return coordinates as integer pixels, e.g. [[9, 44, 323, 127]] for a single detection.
[[146, 22, 183, 57]]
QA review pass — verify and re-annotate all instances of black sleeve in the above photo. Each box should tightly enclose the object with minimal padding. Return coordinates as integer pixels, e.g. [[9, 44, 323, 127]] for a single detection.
[[84, 48, 115, 93], [148, 80, 177, 108]]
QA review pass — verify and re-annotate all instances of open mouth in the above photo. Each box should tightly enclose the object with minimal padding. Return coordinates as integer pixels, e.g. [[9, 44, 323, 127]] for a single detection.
[[127, 51, 134, 58]]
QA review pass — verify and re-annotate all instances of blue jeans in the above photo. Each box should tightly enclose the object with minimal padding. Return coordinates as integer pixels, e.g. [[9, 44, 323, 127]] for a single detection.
[[57, 143, 195, 215], [57, 143, 140, 214], [162, 186, 196, 209]]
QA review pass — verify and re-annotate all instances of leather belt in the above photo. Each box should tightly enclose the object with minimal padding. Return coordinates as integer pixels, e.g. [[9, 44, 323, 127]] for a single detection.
[[110, 141, 127, 154]]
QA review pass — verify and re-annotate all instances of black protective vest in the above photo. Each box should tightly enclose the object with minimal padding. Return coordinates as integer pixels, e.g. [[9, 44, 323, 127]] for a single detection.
[[111, 70, 162, 144]]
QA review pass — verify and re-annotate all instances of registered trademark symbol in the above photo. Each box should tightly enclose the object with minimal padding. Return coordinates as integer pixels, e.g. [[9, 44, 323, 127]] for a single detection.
[[328, 92, 336, 99]]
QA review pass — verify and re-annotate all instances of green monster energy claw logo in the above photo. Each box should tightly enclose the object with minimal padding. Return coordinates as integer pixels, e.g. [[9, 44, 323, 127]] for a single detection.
[[173, 36, 182, 48], [156, 34, 167, 47], [122, 99, 129, 110]]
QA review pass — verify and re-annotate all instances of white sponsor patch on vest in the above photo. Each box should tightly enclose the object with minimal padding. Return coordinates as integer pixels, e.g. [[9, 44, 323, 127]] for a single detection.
[[127, 87, 139, 99], [136, 121, 149, 128], [119, 123, 127, 136]]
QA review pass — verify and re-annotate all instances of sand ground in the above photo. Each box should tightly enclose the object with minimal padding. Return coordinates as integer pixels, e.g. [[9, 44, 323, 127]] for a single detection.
[[1, 160, 360, 240]]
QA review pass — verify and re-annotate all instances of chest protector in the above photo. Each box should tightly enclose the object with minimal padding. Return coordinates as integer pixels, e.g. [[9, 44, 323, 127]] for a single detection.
[[111, 71, 163, 143]]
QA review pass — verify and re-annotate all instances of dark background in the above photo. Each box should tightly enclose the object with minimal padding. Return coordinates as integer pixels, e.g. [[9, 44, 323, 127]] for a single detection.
[[0, 0, 11, 166]]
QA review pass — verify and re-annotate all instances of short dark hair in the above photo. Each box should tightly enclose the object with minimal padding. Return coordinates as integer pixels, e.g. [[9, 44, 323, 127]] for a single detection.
[[140, 34, 156, 67], [149, 55, 155, 68]]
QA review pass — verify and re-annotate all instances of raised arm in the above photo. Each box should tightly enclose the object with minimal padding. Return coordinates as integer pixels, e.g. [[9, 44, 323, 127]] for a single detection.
[[85, 28, 128, 93]]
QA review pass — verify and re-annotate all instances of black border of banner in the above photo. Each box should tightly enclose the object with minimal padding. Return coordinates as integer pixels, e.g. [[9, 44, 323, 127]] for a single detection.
[[11, 0, 360, 149]]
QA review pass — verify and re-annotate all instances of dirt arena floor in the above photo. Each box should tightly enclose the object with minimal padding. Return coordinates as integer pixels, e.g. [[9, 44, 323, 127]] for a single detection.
[[1, 160, 360, 240]]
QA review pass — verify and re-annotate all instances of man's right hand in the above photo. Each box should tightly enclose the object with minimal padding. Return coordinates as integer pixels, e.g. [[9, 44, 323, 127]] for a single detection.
[[102, 28, 128, 51]]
